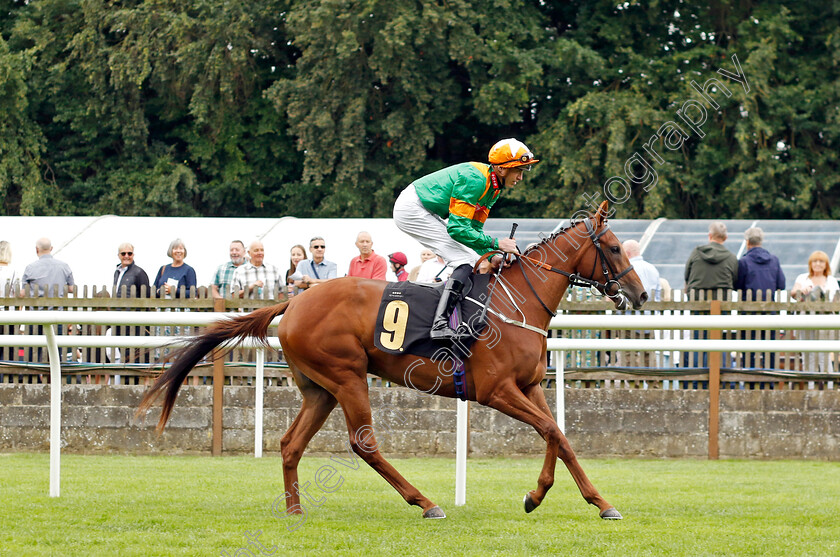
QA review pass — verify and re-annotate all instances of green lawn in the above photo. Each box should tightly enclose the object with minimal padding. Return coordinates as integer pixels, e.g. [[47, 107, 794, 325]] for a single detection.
[[1, 454, 837, 556]]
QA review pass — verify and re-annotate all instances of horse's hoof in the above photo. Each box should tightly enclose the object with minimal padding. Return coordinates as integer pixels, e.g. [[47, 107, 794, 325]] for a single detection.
[[600, 507, 623, 520], [423, 505, 446, 519], [523, 493, 538, 514]]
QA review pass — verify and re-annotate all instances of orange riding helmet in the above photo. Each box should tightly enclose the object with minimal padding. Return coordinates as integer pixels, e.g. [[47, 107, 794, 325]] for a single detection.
[[488, 138, 540, 169]]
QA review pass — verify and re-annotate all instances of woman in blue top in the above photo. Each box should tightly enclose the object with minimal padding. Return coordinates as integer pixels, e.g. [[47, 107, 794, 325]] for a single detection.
[[154, 239, 197, 298]]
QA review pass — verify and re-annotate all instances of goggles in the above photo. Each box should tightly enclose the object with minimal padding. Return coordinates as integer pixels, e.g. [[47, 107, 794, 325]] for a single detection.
[[496, 153, 536, 170]]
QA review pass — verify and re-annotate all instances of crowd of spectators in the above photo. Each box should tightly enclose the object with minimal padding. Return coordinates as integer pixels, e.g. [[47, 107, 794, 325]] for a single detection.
[[0, 232, 441, 302], [2, 224, 838, 304]]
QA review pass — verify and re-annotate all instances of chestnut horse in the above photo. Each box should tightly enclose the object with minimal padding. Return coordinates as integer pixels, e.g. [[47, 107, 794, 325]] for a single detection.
[[138, 201, 647, 520]]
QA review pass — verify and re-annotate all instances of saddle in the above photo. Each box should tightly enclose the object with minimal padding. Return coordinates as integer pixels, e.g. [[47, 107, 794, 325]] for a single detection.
[[373, 274, 491, 359]]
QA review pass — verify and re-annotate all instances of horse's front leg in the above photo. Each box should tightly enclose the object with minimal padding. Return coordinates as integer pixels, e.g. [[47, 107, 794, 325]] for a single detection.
[[484, 382, 561, 513], [523, 384, 622, 519]]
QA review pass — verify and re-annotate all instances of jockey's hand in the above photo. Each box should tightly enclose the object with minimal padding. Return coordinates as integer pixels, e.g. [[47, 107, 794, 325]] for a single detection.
[[498, 237, 518, 253], [490, 253, 510, 270]]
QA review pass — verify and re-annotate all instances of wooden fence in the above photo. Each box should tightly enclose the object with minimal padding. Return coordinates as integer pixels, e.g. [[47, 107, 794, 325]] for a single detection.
[[552, 287, 840, 391], [1, 286, 838, 391], [0, 285, 285, 387]]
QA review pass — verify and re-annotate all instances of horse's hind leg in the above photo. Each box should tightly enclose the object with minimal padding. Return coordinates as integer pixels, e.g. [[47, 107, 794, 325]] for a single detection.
[[280, 369, 338, 515], [523, 384, 621, 519], [333, 380, 444, 519]]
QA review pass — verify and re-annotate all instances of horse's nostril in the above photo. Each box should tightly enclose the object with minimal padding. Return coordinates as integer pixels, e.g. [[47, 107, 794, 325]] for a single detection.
[[640, 291, 649, 304]]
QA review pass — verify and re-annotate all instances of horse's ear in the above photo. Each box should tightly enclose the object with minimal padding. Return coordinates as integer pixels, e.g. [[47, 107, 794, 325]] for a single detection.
[[596, 200, 610, 225]]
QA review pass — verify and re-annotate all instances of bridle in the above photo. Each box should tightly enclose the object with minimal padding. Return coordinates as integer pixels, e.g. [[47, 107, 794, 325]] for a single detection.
[[493, 217, 635, 316]]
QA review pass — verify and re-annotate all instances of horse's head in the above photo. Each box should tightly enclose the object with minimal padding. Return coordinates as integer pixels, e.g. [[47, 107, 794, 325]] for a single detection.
[[571, 201, 648, 310]]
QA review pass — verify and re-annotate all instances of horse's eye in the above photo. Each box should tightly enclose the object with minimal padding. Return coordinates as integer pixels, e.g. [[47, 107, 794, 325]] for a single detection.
[[610, 246, 621, 254]]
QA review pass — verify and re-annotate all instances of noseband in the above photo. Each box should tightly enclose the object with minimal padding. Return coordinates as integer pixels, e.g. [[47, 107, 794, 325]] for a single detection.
[[507, 218, 635, 316]]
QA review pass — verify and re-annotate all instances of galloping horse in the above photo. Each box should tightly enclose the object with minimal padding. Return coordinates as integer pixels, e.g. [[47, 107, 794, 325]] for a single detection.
[[138, 201, 647, 520]]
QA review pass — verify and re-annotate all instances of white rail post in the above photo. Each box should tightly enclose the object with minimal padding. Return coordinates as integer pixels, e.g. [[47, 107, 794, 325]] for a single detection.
[[45, 325, 62, 497], [455, 399, 468, 506], [255, 347, 265, 458], [556, 350, 565, 432]]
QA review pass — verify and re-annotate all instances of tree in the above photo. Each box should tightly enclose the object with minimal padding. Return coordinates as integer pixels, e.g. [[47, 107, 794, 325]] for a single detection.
[[1, 0, 838, 219], [266, 0, 554, 217], [0, 35, 54, 215]]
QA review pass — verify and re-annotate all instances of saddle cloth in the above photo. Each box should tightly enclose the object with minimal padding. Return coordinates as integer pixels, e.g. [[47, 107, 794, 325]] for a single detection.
[[373, 274, 491, 358]]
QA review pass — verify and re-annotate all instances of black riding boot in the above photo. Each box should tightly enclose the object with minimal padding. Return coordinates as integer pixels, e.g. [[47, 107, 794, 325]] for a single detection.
[[430, 279, 465, 339], [430, 264, 472, 340]]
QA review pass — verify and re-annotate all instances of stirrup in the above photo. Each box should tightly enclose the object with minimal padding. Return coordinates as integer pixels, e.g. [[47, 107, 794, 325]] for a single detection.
[[430, 321, 457, 339], [431, 320, 469, 340]]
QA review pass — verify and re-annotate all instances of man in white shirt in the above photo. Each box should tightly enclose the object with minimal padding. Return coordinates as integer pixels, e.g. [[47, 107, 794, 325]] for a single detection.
[[620, 240, 661, 369], [415, 254, 452, 284], [231, 241, 282, 299], [622, 240, 660, 301]]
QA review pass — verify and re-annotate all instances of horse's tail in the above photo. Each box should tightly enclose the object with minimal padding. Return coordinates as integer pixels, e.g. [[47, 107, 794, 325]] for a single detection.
[[136, 300, 291, 432]]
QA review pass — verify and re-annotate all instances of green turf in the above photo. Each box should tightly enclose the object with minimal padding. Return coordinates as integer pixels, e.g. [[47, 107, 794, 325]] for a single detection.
[[1, 453, 838, 556]]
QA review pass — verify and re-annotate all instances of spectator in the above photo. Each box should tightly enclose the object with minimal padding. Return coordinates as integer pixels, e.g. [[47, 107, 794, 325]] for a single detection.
[[292, 237, 337, 290], [736, 227, 786, 371], [112, 242, 151, 363], [791, 251, 839, 302], [736, 227, 785, 301], [408, 248, 436, 282], [347, 231, 387, 280], [0, 240, 16, 296], [231, 240, 282, 299], [113, 242, 150, 298], [20, 237, 75, 363], [619, 240, 661, 369], [415, 254, 452, 284], [153, 239, 197, 298], [388, 252, 409, 282], [0, 241, 17, 367], [211, 240, 247, 299], [684, 222, 738, 298], [285, 244, 308, 297], [683, 223, 737, 369], [622, 240, 661, 301], [791, 251, 839, 374], [21, 237, 75, 297]]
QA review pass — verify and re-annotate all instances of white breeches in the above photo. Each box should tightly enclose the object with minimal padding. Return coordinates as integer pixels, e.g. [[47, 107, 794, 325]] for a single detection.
[[393, 185, 479, 266]]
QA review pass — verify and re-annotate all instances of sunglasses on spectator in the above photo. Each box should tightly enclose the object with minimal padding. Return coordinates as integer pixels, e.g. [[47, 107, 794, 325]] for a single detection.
[[120, 252, 133, 256], [311, 245, 325, 249]]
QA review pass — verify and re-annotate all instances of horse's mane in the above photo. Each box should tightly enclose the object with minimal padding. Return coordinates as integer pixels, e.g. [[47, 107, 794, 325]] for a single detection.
[[521, 212, 599, 257]]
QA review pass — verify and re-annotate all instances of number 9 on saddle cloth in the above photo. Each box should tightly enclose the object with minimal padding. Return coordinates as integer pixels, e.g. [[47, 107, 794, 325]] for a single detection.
[[373, 265, 491, 359]]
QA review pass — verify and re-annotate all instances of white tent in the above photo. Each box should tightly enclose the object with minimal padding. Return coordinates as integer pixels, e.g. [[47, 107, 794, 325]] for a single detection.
[[2, 216, 426, 290]]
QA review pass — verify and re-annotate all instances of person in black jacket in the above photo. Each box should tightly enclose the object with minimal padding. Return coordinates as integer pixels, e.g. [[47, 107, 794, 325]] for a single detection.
[[113, 242, 150, 298], [113, 242, 151, 364]]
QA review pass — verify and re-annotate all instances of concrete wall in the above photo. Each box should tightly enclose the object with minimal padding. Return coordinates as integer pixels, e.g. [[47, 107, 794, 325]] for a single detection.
[[0, 385, 837, 459]]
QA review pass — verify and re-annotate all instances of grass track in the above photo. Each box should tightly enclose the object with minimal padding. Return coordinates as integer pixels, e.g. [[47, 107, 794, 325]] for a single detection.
[[1, 454, 838, 556]]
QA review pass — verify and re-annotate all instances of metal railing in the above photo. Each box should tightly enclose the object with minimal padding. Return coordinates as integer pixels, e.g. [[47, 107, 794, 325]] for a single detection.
[[4, 305, 840, 503]]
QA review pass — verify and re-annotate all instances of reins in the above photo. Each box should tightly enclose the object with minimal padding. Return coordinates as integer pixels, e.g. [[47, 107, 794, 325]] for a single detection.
[[515, 218, 634, 312], [471, 216, 635, 333]]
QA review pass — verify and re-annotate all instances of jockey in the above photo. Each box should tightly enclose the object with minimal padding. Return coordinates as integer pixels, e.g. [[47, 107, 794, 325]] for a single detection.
[[388, 252, 409, 282], [393, 138, 539, 339]]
